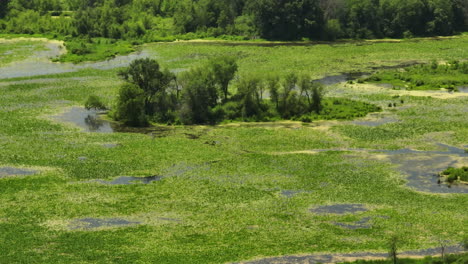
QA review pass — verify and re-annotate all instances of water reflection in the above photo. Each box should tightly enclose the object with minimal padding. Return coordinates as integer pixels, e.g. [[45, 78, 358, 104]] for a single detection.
[[53, 107, 114, 133]]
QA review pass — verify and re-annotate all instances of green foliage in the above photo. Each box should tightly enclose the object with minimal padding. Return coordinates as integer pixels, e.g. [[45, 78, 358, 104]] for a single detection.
[[1, 0, 467, 43], [84, 95, 107, 110], [441, 166, 468, 182], [118, 58, 177, 123], [114, 83, 148, 127], [179, 67, 219, 125], [208, 55, 238, 101]]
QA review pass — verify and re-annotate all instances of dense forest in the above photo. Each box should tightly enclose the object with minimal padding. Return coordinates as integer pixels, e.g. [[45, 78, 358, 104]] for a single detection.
[[0, 0, 467, 41]]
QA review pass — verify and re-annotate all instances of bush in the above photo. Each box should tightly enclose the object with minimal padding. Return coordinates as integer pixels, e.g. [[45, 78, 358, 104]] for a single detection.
[[84, 95, 107, 110]]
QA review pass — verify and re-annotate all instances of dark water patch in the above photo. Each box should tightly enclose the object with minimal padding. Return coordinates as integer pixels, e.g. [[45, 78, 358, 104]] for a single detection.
[[53, 107, 114, 133], [69, 218, 140, 230], [376, 143, 467, 156], [313, 72, 369, 86], [93, 176, 163, 185], [385, 154, 468, 194], [311, 204, 368, 215], [0, 167, 38, 178], [281, 190, 312, 198], [403, 245, 464, 256], [233, 245, 464, 264]]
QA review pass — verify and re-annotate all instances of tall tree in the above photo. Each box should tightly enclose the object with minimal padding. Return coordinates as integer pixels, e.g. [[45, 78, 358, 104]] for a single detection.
[[208, 56, 238, 102]]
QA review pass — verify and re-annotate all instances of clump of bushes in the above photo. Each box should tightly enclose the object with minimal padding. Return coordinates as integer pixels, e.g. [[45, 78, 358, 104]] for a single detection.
[[440, 166, 468, 183], [112, 58, 382, 127], [84, 95, 107, 110]]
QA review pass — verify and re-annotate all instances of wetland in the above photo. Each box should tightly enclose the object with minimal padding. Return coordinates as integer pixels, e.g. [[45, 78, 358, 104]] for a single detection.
[[0, 35, 467, 263]]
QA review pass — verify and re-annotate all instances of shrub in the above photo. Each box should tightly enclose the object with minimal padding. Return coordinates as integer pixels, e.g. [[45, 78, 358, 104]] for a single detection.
[[84, 95, 107, 110]]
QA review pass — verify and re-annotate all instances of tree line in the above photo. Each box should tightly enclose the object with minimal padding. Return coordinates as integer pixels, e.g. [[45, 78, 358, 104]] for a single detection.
[[1, 0, 467, 41]]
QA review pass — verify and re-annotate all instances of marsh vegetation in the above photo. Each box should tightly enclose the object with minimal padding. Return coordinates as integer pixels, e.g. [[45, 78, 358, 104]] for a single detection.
[[0, 13, 467, 264]]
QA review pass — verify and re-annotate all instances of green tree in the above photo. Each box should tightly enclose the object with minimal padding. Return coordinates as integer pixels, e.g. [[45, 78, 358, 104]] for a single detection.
[[237, 76, 263, 119], [179, 67, 218, 124], [311, 82, 325, 114], [114, 83, 148, 127], [266, 75, 280, 110], [118, 58, 175, 118], [208, 56, 238, 102]]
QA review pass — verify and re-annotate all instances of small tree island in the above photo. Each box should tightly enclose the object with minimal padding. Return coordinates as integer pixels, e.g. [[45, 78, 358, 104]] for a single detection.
[[106, 57, 381, 127]]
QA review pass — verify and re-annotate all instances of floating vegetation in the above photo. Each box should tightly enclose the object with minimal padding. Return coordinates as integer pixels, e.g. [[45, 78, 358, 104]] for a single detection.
[[440, 166, 468, 183]]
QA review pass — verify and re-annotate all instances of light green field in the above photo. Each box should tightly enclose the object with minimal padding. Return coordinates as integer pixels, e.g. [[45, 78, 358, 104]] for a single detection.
[[0, 36, 467, 263], [146, 36, 468, 79], [0, 39, 45, 66]]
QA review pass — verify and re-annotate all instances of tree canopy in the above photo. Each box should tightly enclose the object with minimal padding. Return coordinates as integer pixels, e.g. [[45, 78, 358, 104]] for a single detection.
[[0, 0, 466, 40]]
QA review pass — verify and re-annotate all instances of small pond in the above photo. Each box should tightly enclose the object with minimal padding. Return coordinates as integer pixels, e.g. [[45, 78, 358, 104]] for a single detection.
[[0, 167, 38, 178], [310, 204, 368, 215], [53, 107, 115, 133], [69, 218, 140, 230], [92, 176, 163, 185]]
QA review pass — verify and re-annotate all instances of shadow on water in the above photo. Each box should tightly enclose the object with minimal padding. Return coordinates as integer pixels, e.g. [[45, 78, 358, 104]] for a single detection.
[[69, 218, 140, 230], [310, 204, 368, 215], [53, 107, 114, 133], [0, 167, 38, 178], [234, 245, 465, 264]]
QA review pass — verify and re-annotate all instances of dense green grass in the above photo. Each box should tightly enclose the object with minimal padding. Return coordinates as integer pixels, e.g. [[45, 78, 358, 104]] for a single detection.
[[0, 37, 467, 263], [146, 35, 468, 79]]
